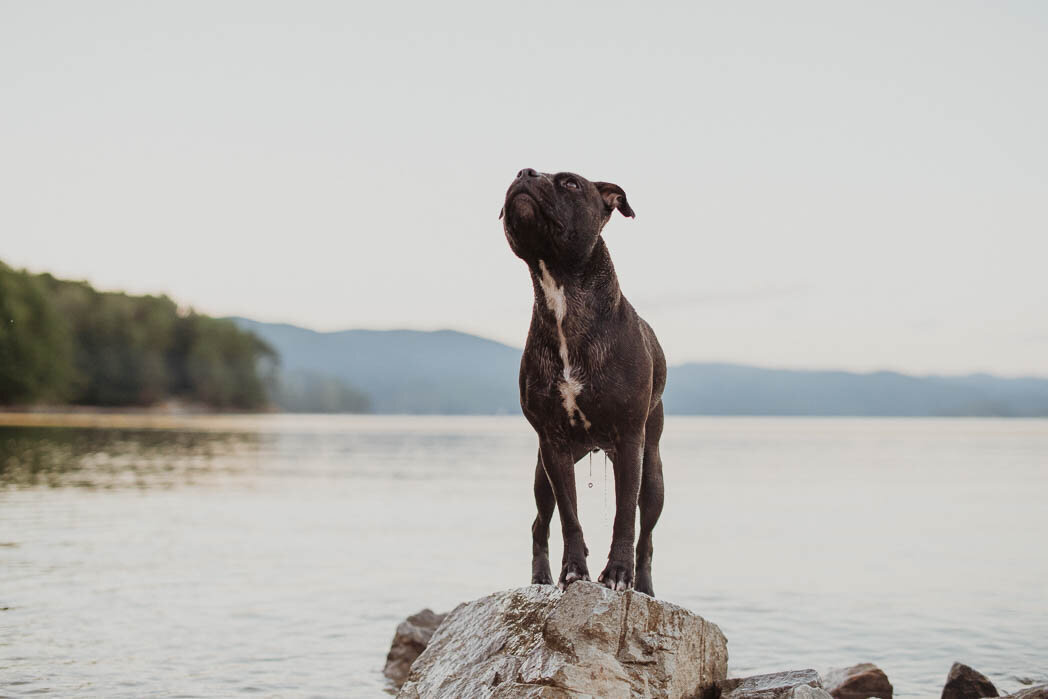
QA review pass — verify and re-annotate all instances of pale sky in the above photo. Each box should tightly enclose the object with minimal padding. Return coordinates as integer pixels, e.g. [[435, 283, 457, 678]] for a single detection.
[[2, 2, 1046, 375]]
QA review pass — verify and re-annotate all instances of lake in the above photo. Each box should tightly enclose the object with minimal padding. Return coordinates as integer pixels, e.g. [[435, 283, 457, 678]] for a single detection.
[[1, 415, 1046, 697]]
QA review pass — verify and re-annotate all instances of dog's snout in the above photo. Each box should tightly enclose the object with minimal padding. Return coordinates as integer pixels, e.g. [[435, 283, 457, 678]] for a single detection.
[[516, 168, 539, 180]]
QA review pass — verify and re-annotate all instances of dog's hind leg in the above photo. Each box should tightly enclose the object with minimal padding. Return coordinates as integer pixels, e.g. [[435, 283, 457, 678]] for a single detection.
[[635, 402, 665, 597], [531, 450, 556, 585]]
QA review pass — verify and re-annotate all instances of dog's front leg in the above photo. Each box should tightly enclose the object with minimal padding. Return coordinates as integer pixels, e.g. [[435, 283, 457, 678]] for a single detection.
[[539, 439, 590, 589], [599, 436, 643, 591], [530, 450, 555, 585]]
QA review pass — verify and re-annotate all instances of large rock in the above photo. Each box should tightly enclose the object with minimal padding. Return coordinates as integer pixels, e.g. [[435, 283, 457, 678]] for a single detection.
[[719, 669, 831, 698], [1005, 686, 1048, 698], [823, 663, 893, 699], [397, 582, 728, 698], [384, 608, 448, 689], [941, 663, 999, 699]]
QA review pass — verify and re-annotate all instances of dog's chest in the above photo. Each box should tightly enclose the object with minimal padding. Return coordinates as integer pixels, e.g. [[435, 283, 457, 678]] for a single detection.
[[529, 261, 600, 430]]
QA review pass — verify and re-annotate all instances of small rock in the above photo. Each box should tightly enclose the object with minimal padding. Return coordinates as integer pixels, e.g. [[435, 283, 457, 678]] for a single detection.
[[823, 663, 893, 699], [719, 668, 831, 698], [1005, 687, 1048, 699], [941, 662, 999, 699], [397, 582, 728, 699], [383, 608, 448, 689]]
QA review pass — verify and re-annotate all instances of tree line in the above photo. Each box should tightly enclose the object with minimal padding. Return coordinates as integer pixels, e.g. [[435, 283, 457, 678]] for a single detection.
[[0, 261, 276, 409]]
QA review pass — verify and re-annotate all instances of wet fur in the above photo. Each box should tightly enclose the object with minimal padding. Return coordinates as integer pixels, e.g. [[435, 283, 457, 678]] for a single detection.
[[502, 168, 667, 596]]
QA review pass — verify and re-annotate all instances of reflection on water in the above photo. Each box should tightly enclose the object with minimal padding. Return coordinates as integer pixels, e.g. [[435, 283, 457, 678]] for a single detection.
[[0, 427, 260, 489], [1, 415, 1046, 697]]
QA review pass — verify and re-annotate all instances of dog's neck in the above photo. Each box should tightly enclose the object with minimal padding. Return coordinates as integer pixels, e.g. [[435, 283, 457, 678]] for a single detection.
[[527, 238, 622, 323]]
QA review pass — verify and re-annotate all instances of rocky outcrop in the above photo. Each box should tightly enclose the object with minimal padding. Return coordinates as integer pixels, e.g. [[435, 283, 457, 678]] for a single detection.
[[823, 663, 893, 699], [719, 669, 831, 698], [941, 663, 999, 699], [384, 608, 448, 689], [397, 582, 728, 699], [384, 598, 1044, 699], [1004, 686, 1048, 698]]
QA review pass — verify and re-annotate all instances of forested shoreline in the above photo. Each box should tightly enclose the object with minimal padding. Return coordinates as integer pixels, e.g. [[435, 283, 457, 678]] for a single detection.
[[0, 261, 276, 410]]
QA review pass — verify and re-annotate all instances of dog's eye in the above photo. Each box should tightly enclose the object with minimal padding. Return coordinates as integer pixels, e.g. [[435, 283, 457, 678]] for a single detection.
[[562, 179, 580, 190]]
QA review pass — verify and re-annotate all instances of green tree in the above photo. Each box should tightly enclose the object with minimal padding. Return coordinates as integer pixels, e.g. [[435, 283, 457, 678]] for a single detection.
[[0, 263, 75, 404], [179, 314, 276, 410], [1, 259, 278, 410]]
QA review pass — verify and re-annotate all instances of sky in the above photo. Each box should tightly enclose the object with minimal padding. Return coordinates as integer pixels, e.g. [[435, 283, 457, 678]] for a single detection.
[[2, 2, 1046, 376]]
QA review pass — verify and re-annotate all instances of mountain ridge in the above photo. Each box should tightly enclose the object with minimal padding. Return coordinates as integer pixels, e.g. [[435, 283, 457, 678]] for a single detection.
[[229, 317, 1048, 416]]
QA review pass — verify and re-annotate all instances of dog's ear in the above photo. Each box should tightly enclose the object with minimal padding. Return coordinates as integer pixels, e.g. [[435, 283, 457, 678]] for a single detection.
[[594, 182, 635, 218]]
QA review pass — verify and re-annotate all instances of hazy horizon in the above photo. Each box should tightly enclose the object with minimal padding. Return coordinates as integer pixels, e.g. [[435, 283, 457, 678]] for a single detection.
[[3, 2, 1046, 376]]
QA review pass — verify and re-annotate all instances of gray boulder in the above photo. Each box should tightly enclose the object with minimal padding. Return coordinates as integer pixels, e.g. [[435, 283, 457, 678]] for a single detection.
[[941, 663, 999, 699], [823, 663, 893, 699], [719, 668, 831, 698], [1004, 686, 1048, 699], [384, 608, 448, 689], [397, 582, 728, 698]]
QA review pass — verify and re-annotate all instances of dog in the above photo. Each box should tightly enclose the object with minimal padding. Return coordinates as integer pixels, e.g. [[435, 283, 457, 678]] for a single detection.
[[500, 168, 667, 596]]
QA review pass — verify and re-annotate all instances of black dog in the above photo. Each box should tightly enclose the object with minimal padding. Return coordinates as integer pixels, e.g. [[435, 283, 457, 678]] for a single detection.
[[500, 168, 667, 596]]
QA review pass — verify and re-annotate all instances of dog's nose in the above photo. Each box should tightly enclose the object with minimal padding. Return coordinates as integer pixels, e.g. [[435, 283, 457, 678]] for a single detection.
[[516, 168, 539, 179]]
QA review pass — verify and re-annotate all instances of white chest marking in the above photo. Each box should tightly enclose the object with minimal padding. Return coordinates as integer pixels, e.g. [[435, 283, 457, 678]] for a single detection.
[[538, 260, 591, 429]]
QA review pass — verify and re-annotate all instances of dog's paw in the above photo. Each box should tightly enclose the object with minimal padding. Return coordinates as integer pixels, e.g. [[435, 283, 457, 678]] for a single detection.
[[557, 559, 590, 590], [597, 560, 634, 592], [531, 560, 554, 586], [633, 570, 654, 597]]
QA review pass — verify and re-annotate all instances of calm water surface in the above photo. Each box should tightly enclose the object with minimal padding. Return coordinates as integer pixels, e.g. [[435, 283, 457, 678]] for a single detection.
[[1, 415, 1046, 697]]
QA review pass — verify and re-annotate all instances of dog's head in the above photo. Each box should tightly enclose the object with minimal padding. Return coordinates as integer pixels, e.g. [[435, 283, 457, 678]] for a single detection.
[[500, 168, 634, 268]]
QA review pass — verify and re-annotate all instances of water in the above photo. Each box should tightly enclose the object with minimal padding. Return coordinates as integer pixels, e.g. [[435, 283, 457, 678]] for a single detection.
[[1, 415, 1046, 697]]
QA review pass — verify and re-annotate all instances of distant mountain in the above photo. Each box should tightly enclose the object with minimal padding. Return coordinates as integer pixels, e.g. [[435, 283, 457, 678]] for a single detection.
[[662, 363, 1048, 416], [270, 369, 372, 414], [230, 318, 521, 414], [231, 318, 1048, 416]]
